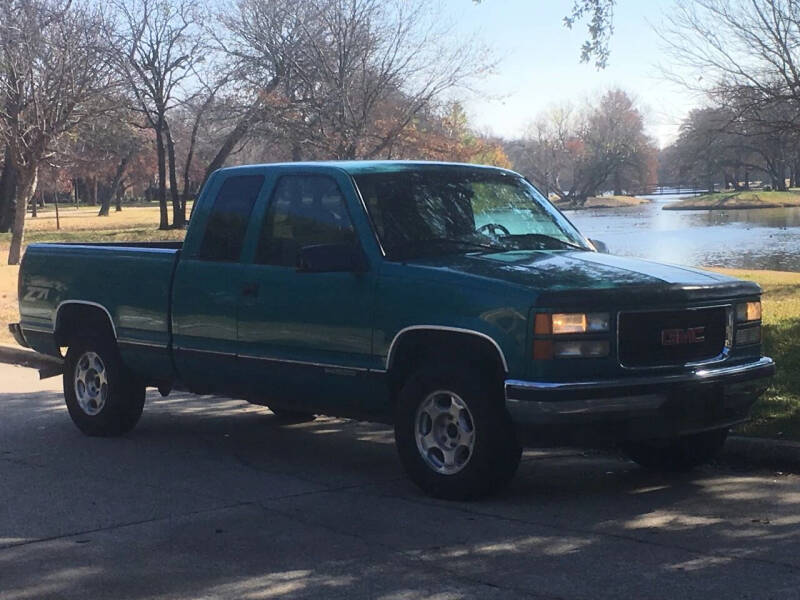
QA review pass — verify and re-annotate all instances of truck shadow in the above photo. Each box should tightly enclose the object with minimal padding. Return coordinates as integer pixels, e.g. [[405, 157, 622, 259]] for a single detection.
[[2, 388, 800, 598]]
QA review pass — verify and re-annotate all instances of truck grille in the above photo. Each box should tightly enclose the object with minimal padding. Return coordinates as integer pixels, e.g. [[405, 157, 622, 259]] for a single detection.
[[618, 307, 728, 368]]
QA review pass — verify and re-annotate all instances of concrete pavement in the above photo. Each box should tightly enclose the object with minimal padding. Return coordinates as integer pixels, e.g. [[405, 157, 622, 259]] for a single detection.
[[2, 362, 800, 599]]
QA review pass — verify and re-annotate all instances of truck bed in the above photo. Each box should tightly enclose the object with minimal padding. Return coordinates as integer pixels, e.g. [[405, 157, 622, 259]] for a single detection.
[[18, 242, 182, 381]]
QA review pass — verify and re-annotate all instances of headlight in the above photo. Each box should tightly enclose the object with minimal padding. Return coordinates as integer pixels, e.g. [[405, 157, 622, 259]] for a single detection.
[[550, 312, 610, 335], [533, 312, 611, 359], [736, 301, 761, 322]]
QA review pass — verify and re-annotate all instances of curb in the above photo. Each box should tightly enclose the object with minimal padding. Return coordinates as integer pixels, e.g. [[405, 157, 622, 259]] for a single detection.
[[723, 435, 800, 468], [0, 344, 63, 376]]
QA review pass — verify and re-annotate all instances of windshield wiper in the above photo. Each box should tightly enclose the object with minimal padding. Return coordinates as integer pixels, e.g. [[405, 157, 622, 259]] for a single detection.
[[392, 238, 507, 256], [508, 233, 586, 251]]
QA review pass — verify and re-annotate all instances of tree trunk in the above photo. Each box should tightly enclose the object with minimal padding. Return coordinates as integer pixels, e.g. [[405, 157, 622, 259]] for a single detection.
[[775, 160, 788, 191], [201, 118, 251, 190], [155, 125, 169, 230], [164, 122, 184, 228], [99, 153, 131, 217], [97, 194, 110, 217], [723, 172, 732, 190], [0, 148, 18, 233], [181, 97, 210, 214], [115, 181, 126, 212], [90, 177, 98, 206], [198, 80, 281, 190], [613, 171, 622, 196], [8, 166, 38, 266]]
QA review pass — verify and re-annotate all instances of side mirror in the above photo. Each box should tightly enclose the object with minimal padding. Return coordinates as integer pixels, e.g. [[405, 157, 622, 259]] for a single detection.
[[589, 239, 609, 253], [297, 243, 368, 273]]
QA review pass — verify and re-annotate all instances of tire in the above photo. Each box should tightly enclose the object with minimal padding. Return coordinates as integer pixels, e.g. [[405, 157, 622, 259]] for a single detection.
[[622, 428, 729, 472], [63, 335, 145, 436], [394, 366, 521, 500], [268, 406, 317, 422]]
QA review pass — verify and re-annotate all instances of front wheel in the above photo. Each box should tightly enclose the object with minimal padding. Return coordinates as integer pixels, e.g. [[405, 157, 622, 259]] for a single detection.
[[394, 367, 521, 500], [622, 428, 729, 472], [63, 335, 145, 436]]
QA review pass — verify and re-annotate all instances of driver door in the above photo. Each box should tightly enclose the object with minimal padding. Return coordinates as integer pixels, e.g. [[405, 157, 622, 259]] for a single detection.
[[236, 172, 377, 414]]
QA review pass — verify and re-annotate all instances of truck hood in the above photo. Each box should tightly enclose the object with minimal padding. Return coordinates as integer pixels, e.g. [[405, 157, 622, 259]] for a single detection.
[[408, 250, 761, 307]]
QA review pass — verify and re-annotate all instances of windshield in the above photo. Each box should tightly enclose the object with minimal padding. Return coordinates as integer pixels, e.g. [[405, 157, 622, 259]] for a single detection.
[[353, 167, 591, 259]]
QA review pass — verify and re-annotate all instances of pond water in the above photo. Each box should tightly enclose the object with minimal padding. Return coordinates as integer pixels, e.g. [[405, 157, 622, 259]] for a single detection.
[[563, 194, 800, 272]]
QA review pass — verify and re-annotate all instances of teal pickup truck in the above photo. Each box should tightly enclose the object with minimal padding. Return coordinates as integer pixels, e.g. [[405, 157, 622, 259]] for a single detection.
[[11, 161, 775, 499]]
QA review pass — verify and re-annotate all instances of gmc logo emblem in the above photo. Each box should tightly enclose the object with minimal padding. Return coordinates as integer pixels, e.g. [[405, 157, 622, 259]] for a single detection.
[[661, 326, 706, 346]]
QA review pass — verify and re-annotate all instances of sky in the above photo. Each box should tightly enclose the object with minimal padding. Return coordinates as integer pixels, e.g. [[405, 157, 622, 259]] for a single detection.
[[440, 0, 705, 148]]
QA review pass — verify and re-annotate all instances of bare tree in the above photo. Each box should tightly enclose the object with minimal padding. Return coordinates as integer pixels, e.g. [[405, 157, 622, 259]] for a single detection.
[[83, 110, 147, 216], [509, 90, 656, 204], [585, 89, 655, 195], [507, 105, 579, 200], [110, 0, 207, 228], [286, 0, 491, 160], [212, 0, 491, 169], [0, 0, 116, 264], [202, 0, 314, 185], [663, 0, 800, 120], [661, 1, 800, 191]]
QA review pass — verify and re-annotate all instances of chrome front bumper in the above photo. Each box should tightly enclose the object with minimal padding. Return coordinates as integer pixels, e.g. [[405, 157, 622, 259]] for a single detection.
[[504, 357, 775, 443], [506, 357, 775, 398]]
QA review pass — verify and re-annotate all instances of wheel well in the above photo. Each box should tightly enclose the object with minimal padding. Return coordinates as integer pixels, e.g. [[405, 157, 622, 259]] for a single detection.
[[55, 303, 116, 347], [387, 330, 507, 398]]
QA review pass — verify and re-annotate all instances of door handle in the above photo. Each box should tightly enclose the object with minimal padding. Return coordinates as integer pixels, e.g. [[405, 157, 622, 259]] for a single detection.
[[242, 282, 259, 298]]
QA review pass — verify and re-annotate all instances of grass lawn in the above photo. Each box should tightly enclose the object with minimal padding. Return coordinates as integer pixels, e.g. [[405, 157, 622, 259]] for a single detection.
[[0, 203, 188, 245], [664, 190, 800, 210], [0, 217, 797, 441], [556, 195, 650, 210], [712, 268, 800, 440]]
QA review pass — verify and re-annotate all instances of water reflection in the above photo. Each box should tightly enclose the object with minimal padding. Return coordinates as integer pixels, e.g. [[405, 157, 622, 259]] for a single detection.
[[564, 195, 800, 271]]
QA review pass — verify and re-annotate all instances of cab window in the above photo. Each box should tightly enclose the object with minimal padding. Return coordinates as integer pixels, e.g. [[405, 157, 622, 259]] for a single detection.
[[197, 174, 264, 261], [256, 174, 356, 266]]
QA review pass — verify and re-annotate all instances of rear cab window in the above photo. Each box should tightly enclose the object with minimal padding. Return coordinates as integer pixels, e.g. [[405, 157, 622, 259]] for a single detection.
[[197, 174, 265, 261]]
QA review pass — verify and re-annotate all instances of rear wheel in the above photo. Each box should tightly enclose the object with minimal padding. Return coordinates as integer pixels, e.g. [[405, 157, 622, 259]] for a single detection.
[[63, 335, 145, 436], [394, 367, 521, 500], [622, 428, 729, 472]]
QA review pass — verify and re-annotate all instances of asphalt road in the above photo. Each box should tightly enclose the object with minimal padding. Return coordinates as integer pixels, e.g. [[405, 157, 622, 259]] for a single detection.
[[2, 362, 800, 600]]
